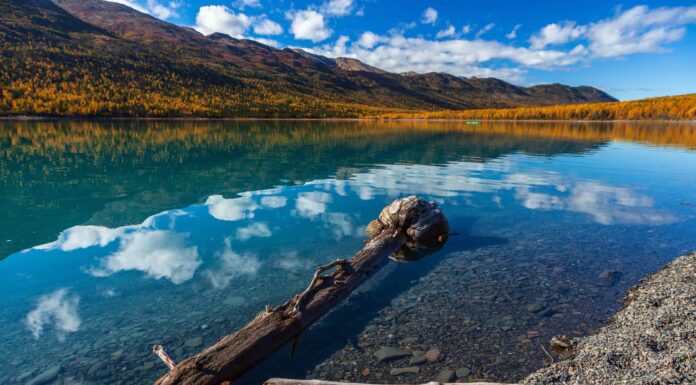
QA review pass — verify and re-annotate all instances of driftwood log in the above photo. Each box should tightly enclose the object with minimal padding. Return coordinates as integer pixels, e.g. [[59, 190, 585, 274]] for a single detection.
[[263, 379, 515, 385], [154, 196, 449, 385]]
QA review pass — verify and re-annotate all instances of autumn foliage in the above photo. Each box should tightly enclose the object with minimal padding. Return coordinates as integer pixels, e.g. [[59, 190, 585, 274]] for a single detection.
[[370, 94, 696, 121]]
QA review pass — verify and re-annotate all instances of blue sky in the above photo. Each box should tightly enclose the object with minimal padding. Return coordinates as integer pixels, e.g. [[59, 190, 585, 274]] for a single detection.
[[112, 0, 696, 100]]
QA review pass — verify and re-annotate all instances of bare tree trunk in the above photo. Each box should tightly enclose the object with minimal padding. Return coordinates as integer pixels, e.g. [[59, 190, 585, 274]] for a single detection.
[[153, 196, 449, 385]]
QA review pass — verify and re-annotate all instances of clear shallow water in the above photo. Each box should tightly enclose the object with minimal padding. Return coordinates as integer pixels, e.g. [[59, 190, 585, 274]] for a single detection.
[[1, 120, 695, 385]]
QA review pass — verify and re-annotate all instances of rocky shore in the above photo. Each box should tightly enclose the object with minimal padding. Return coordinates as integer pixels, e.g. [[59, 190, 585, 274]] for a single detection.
[[523, 251, 696, 385]]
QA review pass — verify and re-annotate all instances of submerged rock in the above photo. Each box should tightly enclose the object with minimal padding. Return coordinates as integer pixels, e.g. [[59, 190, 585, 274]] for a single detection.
[[408, 355, 427, 365], [424, 348, 441, 362], [374, 347, 410, 363], [455, 367, 471, 378], [184, 337, 203, 348], [26, 365, 60, 385], [390, 367, 419, 375], [434, 369, 455, 382]]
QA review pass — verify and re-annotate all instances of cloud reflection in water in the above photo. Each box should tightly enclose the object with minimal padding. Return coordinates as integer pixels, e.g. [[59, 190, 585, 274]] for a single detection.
[[25, 288, 81, 340]]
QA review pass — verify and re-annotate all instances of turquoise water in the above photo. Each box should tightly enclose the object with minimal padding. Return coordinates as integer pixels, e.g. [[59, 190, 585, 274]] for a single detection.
[[1, 120, 695, 384]]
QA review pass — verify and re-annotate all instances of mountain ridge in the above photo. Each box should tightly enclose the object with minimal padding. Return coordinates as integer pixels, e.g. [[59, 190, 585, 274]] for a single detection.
[[0, 0, 617, 117]]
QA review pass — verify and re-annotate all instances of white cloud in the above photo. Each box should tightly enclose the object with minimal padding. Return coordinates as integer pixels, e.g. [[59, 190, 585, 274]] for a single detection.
[[90, 230, 201, 285], [107, 0, 147, 12], [206, 194, 258, 221], [106, 0, 179, 20], [530, 21, 586, 49], [147, 0, 179, 19], [529, 5, 696, 57], [305, 5, 696, 81], [235, 222, 272, 241], [514, 180, 676, 225], [195, 5, 254, 37], [194, 6, 284, 42], [311, 33, 574, 81], [476, 23, 495, 38], [436, 25, 456, 39], [506, 24, 522, 39], [288, 10, 333, 42], [233, 0, 261, 9], [26, 289, 81, 340], [260, 195, 288, 208], [275, 251, 313, 272], [461, 25, 471, 35], [35, 225, 122, 252], [205, 238, 261, 289], [586, 5, 696, 57], [421, 7, 438, 24], [321, 0, 354, 17], [295, 191, 332, 218], [254, 16, 283, 35], [357, 31, 386, 48]]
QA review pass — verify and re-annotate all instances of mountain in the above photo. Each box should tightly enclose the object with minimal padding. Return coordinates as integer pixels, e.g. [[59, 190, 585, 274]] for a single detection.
[[0, 0, 617, 117]]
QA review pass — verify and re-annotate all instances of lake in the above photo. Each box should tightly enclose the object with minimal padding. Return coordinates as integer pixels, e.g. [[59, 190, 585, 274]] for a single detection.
[[1, 120, 695, 385]]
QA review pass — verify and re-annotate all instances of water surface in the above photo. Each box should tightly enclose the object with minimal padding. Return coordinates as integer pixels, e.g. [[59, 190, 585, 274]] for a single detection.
[[1, 120, 695, 385]]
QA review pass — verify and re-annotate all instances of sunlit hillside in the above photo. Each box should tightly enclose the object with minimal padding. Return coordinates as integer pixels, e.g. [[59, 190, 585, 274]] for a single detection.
[[369, 94, 696, 121]]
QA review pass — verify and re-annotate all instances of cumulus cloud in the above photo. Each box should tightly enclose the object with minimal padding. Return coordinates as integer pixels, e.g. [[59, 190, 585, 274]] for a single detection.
[[35, 225, 122, 252], [194, 6, 254, 37], [514, 180, 677, 225], [194, 5, 284, 41], [254, 17, 283, 35], [357, 31, 386, 48], [233, 0, 261, 9], [530, 5, 696, 57], [295, 191, 333, 218], [205, 238, 261, 289], [288, 10, 333, 42], [421, 7, 438, 24], [530, 21, 586, 49], [206, 194, 258, 221], [33, 208, 199, 285], [310, 33, 574, 81], [235, 222, 272, 241], [321, 0, 354, 17], [106, 0, 180, 19], [305, 4, 696, 81], [26, 289, 81, 340], [90, 230, 201, 285], [260, 195, 288, 208], [586, 5, 696, 57]]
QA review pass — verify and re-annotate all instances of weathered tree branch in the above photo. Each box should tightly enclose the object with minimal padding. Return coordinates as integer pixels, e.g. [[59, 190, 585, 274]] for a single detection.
[[153, 345, 177, 370], [153, 196, 448, 385]]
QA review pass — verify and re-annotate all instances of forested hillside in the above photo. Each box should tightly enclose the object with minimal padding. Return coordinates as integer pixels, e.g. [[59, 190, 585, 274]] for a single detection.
[[0, 0, 616, 118], [371, 94, 696, 121]]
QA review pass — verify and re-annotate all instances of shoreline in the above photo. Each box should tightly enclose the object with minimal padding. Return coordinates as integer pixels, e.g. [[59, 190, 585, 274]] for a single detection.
[[1, 116, 695, 124], [522, 251, 696, 384]]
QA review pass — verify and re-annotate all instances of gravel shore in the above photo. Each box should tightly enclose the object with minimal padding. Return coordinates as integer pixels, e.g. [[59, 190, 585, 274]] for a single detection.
[[523, 251, 696, 385]]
